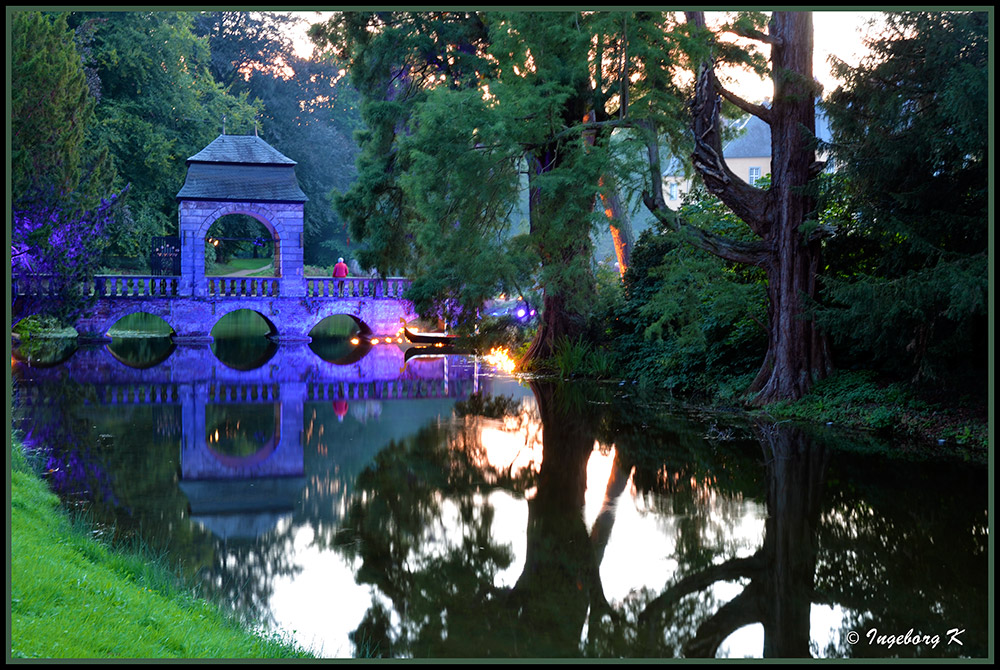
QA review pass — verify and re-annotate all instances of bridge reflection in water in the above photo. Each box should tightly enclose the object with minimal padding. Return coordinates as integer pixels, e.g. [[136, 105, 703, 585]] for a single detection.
[[14, 339, 491, 541]]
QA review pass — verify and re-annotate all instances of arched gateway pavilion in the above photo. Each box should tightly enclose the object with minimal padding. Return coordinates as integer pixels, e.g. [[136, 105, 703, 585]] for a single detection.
[[176, 133, 308, 297]]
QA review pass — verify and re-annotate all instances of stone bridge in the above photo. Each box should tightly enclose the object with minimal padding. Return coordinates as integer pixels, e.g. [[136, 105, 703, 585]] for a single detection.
[[13, 133, 427, 342], [13, 273, 419, 342]]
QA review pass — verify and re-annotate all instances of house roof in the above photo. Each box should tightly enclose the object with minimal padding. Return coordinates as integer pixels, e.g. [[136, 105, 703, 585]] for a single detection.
[[723, 114, 772, 158], [723, 107, 833, 160], [186, 134, 297, 166], [176, 134, 308, 203]]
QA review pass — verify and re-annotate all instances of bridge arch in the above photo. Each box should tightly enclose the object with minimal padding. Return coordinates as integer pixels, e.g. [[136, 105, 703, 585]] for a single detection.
[[208, 304, 279, 337], [82, 303, 178, 341], [309, 313, 372, 338]]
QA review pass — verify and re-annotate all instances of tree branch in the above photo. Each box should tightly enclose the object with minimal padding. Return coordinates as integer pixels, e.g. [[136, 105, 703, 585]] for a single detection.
[[682, 584, 765, 658], [638, 554, 765, 627], [638, 113, 769, 267], [551, 117, 635, 144], [713, 72, 773, 124], [730, 25, 782, 47], [690, 50, 771, 236], [641, 192, 771, 266]]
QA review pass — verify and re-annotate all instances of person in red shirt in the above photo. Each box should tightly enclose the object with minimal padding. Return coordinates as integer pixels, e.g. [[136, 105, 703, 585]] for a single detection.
[[332, 257, 349, 296]]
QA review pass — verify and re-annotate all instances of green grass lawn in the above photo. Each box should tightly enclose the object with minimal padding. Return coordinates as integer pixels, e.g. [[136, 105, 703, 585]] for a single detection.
[[207, 257, 273, 276], [9, 438, 315, 660]]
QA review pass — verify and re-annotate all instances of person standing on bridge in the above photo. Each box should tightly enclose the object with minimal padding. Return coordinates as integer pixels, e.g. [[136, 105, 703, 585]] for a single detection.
[[332, 257, 349, 296]]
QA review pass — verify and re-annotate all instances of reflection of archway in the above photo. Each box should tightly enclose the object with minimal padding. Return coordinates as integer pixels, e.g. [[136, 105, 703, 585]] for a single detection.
[[310, 338, 372, 366], [309, 314, 370, 364], [105, 312, 176, 368], [11, 338, 78, 368], [105, 339, 176, 369], [176, 134, 308, 297]]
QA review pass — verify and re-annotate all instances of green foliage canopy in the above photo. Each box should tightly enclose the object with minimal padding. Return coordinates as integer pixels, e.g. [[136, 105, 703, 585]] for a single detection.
[[193, 11, 363, 267], [11, 11, 113, 211], [66, 11, 261, 260], [819, 11, 989, 385], [312, 11, 697, 347]]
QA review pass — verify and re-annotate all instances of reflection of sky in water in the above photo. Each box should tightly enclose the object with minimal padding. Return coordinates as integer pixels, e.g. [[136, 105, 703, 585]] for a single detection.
[[267, 522, 376, 658]]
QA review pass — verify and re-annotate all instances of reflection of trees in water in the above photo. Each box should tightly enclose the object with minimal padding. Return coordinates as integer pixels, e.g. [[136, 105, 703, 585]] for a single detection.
[[195, 524, 302, 630], [630, 421, 989, 659], [607, 404, 766, 599], [13, 378, 121, 511], [812, 450, 989, 658], [634, 422, 828, 657], [333, 377, 988, 659], [13, 384, 299, 631], [330, 417, 520, 657], [17, 369, 985, 658], [330, 382, 630, 658]]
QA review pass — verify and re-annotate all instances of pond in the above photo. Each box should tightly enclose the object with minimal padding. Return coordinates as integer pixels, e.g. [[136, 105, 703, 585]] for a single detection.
[[10, 332, 989, 660]]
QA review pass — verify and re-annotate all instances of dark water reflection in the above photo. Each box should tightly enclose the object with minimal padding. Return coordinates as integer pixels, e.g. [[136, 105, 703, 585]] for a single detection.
[[10, 337, 989, 659]]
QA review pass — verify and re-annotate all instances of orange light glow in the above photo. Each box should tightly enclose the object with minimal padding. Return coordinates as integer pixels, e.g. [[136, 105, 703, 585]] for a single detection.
[[370, 338, 379, 345], [484, 347, 517, 374], [350, 338, 360, 345]]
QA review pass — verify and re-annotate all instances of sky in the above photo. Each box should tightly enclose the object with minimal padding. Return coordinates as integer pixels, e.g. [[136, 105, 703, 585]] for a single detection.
[[288, 10, 884, 102]]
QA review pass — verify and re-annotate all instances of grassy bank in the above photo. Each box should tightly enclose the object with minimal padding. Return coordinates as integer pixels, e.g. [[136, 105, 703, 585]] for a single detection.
[[9, 437, 315, 660], [754, 369, 989, 456]]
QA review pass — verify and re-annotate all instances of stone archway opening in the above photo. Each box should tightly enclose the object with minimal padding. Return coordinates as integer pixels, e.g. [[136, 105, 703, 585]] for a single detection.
[[308, 314, 370, 365], [205, 213, 278, 277]]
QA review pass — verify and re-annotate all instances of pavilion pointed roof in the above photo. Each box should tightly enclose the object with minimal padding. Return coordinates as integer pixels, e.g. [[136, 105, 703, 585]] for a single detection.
[[176, 134, 308, 203]]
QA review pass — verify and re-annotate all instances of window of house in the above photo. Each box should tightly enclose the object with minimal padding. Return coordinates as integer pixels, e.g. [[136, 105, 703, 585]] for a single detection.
[[668, 182, 678, 200], [749, 166, 761, 186]]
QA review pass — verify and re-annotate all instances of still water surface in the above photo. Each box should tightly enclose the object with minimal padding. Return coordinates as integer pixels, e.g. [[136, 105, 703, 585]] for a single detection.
[[11, 330, 989, 659]]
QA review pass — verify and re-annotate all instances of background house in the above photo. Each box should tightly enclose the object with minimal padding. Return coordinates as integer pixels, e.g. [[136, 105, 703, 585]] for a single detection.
[[662, 104, 833, 209]]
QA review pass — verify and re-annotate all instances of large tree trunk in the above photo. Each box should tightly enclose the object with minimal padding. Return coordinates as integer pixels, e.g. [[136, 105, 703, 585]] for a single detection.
[[519, 146, 597, 365], [681, 11, 831, 404], [599, 176, 634, 277], [746, 12, 831, 402]]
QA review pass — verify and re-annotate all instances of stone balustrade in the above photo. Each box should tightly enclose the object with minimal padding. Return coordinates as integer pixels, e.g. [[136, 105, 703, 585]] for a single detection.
[[14, 274, 413, 301]]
